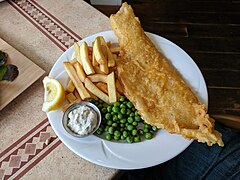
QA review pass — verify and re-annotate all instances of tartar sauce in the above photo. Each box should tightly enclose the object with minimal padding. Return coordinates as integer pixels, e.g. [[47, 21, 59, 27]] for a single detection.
[[67, 105, 97, 136]]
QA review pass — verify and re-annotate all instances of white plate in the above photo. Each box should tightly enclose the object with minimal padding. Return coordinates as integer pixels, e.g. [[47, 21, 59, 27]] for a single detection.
[[47, 31, 208, 169]]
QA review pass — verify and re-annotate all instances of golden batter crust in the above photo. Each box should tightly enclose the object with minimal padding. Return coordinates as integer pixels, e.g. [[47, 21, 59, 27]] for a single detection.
[[110, 2, 223, 146]]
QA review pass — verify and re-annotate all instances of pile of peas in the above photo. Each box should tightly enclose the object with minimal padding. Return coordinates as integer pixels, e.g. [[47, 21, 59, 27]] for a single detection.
[[90, 96, 158, 143]]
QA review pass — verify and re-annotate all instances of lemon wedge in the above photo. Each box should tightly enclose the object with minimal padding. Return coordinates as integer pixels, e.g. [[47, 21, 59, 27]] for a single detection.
[[42, 76, 65, 112]]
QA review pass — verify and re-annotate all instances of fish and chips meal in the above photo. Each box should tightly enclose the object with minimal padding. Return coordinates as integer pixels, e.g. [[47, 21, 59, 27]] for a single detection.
[[42, 2, 223, 146]]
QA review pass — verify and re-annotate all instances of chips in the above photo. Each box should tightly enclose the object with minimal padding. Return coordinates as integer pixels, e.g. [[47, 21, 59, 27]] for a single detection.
[[66, 92, 77, 103], [80, 42, 95, 75], [65, 80, 75, 93], [63, 62, 91, 100], [73, 62, 86, 82], [107, 72, 117, 103], [88, 74, 107, 83], [85, 78, 109, 104], [62, 37, 122, 111]]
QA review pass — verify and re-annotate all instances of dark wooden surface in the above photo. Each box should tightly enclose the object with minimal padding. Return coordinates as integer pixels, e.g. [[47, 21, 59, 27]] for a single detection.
[[86, 0, 240, 122]]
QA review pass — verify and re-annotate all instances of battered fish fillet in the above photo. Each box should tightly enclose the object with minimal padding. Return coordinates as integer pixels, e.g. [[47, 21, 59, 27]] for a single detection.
[[110, 3, 224, 146]]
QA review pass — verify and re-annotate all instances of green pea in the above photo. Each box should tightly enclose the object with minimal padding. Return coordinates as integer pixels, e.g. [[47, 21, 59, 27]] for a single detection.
[[98, 126, 103, 132], [121, 108, 126, 114], [114, 102, 120, 107], [127, 102, 133, 108], [138, 129, 144, 135], [134, 136, 141, 142], [132, 121, 138, 126], [114, 135, 120, 141], [119, 96, 125, 102], [120, 127, 124, 132], [112, 106, 120, 113], [103, 103, 108, 108], [89, 98, 95, 103], [127, 124, 134, 131], [108, 127, 114, 134], [96, 129, 102, 135], [145, 133, 153, 139], [144, 124, 151, 129], [98, 104, 103, 108], [134, 111, 138, 116], [127, 117, 134, 123], [121, 135, 126, 140], [105, 113, 111, 120], [104, 126, 110, 132], [135, 115, 141, 122], [114, 130, 121, 137], [112, 122, 118, 127], [152, 126, 158, 132], [105, 133, 112, 140], [130, 112, 135, 117], [113, 115, 118, 121], [101, 107, 107, 113], [122, 131, 128, 138], [120, 123, 125, 127], [120, 118, 126, 124], [111, 112, 115, 115], [107, 106, 112, 112], [131, 107, 135, 111], [118, 113, 123, 120], [143, 128, 149, 133], [126, 109, 131, 115], [120, 104, 126, 109], [126, 136, 133, 143], [123, 101, 128, 105], [107, 120, 113, 126], [95, 102, 99, 106], [132, 129, 137, 136]]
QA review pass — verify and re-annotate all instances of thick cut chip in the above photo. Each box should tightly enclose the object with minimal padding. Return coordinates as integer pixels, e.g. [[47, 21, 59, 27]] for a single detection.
[[100, 63, 109, 74], [74, 42, 82, 65], [93, 66, 104, 74], [110, 2, 223, 146], [88, 74, 107, 83], [63, 62, 91, 100], [74, 90, 82, 101], [107, 72, 117, 103], [74, 62, 86, 82], [93, 37, 107, 65], [92, 42, 98, 66], [99, 36, 116, 67], [66, 92, 77, 103], [80, 42, 95, 75], [65, 80, 75, 93], [96, 82, 108, 94], [70, 58, 77, 65], [96, 82, 120, 100], [85, 78, 109, 103]]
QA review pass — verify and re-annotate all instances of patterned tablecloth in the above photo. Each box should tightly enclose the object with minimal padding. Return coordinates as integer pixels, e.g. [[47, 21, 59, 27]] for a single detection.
[[0, 0, 118, 179]]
